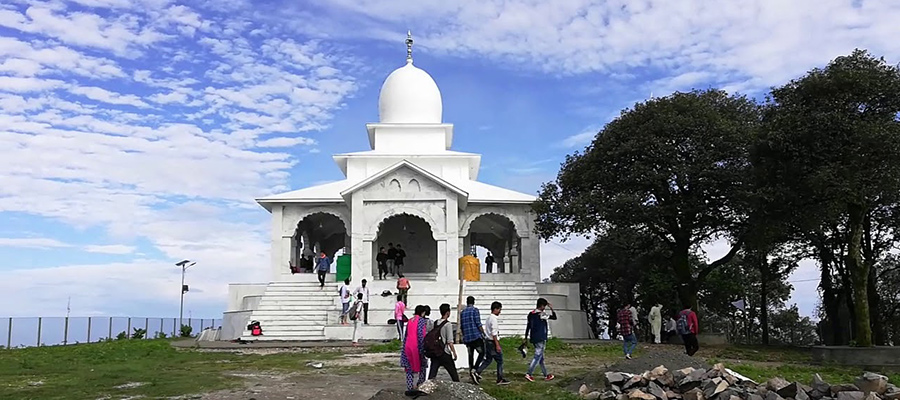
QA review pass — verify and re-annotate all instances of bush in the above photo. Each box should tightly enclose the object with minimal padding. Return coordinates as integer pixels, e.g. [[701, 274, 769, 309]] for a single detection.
[[154, 331, 168, 339], [116, 331, 128, 341], [179, 324, 193, 338], [131, 328, 146, 340]]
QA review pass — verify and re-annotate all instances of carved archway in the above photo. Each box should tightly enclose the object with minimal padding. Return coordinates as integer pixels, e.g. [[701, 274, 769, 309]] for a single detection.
[[374, 213, 437, 276], [464, 213, 521, 274], [460, 210, 529, 238], [292, 212, 348, 271]]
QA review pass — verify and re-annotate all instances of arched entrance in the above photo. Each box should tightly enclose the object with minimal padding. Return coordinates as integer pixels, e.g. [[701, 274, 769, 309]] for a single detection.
[[374, 213, 437, 277], [466, 213, 521, 274], [293, 212, 348, 272]]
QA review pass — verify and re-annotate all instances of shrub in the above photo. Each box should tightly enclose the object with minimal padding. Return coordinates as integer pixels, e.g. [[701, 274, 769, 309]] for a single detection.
[[179, 324, 193, 338], [116, 331, 128, 341], [154, 331, 168, 339], [131, 328, 146, 340]]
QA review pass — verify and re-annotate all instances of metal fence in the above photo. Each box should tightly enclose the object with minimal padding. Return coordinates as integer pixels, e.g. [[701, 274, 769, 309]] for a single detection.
[[0, 317, 222, 349]]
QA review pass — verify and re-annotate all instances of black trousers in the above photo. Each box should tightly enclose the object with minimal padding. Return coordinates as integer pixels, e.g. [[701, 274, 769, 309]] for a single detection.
[[362, 303, 369, 324], [428, 352, 460, 382], [317, 271, 326, 287], [682, 333, 699, 356], [378, 263, 387, 279], [465, 339, 485, 371]]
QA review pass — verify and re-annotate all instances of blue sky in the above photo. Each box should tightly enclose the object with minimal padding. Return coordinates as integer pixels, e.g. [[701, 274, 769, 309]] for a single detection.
[[0, 0, 898, 320]]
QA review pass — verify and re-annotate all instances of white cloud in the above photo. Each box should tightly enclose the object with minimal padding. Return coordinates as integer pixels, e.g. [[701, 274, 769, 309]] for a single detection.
[[69, 85, 151, 108], [255, 136, 317, 148], [0, 76, 65, 92], [83, 244, 136, 254], [0, 237, 72, 249], [540, 236, 591, 279], [559, 125, 600, 148], [313, 0, 900, 93]]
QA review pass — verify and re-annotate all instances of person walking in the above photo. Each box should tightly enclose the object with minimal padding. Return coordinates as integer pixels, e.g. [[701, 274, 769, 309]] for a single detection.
[[649, 303, 662, 344], [523, 298, 557, 382], [355, 279, 371, 325], [315, 252, 330, 288], [677, 304, 700, 356], [485, 252, 495, 273], [460, 296, 486, 382], [351, 293, 364, 346], [618, 302, 637, 359], [400, 306, 429, 397], [387, 243, 397, 276], [629, 304, 639, 337], [394, 294, 407, 342], [376, 247, 389, 280], [475, 301, 509, 385], [664, 315, 677, 342], [427, 303, 460, 382], [338, 278, 352, 325], [396, 273, 410, 305], [394, 244, 407, 275]]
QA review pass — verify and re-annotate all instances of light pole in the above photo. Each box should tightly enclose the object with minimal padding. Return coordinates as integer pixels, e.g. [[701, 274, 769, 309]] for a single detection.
[[175, 260, 195, 328]]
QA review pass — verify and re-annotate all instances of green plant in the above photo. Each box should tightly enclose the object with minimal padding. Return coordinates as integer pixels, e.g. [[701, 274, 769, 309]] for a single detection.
[[154, 331, 168, 339], [115, 331, 128, 341], [131, 328, 147, 339], [367, 340, 401, 353], [179, 324, 193, 338]]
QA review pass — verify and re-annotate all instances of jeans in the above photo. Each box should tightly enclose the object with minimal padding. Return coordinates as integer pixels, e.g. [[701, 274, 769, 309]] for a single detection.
[[398, 288, 409, 305], [362, 303, 369, 324], [526, 341, 548, 376], [428, 352, 460, 382], [378, 263, 388, 279], [387, 260, 395, 275], [682, 333, 699, 356], [317, 271, 326, 287], [465, 339, 485, 371], [623, 333, 637, 356], [477, 341, 504, 381], [396, 319, 405, 342]]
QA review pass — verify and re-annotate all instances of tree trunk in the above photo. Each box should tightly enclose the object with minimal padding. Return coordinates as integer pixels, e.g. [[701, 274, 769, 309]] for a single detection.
[[846, 203, 872, 346], [760, 256, 770, 345], [671, 242, 699, 313], [818, 243, 842, 345], [868, 267, 884, 345]]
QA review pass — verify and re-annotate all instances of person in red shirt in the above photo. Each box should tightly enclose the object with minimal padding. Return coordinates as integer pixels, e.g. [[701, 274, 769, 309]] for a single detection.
[[677, 304, 700, 356], [617, 303, 637, 359]]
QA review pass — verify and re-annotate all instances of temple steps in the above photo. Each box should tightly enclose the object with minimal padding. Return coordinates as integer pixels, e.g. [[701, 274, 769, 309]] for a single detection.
[[241, 280, 542, 341]]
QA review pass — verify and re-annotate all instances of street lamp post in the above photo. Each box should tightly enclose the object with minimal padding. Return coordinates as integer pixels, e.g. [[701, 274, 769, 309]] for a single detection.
[[175, 260, 196, 329]]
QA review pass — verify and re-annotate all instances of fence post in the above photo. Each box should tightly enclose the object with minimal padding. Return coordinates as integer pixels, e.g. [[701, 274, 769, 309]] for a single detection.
[[159, 318, 163, 338], [36, 317, 42, 346], [6, 318, 10, 348], [63, 317, 69, 345], [87, 317, 92, 343], [188, 318, 192, 334], [127, 318, 131, 338], [145, 318, 149, 339], [172, 318, 176, 337], [200, 319, 204, 331], [108, 317, 112, 340]]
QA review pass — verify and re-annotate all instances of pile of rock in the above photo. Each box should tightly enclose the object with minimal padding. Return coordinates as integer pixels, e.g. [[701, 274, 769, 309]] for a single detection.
[[578, 365, 900, 400]]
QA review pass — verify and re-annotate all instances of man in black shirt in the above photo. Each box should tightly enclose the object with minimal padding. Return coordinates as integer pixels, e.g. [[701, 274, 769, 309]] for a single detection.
[[387, 243, 398, 276], [394, 244, 407, 275], [376, 247, 388, 280], [485, 252, 495, 273]]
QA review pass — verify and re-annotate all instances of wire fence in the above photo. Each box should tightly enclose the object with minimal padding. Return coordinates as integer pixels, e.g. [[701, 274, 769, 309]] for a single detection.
[[0, 317, 222, 349]]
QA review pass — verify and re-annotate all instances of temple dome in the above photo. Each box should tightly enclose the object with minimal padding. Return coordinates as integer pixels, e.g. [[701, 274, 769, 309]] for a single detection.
[[378, 60, 443, 124]]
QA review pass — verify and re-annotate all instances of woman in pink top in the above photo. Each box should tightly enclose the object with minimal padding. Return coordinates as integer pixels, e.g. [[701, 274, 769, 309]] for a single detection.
[[394, 294, 407, 342]]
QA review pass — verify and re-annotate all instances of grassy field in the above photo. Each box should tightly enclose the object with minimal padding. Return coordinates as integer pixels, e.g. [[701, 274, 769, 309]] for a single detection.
[[1, 338, 898, 400]]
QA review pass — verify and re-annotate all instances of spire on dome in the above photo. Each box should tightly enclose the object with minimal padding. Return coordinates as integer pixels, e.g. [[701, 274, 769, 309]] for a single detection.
[[405, 30, 413, 63]]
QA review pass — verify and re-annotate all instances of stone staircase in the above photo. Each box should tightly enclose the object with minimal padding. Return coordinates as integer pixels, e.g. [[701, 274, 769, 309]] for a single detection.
[[241, 280, 541, 341]]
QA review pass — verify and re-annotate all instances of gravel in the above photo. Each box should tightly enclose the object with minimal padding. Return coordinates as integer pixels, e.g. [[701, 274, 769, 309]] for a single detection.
[[368, 381, 495, 400], [606, 349, 710, 375]]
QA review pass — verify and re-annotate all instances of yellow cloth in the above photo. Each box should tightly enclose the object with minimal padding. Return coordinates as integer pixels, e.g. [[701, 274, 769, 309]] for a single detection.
[[459, 255, 481, 281]]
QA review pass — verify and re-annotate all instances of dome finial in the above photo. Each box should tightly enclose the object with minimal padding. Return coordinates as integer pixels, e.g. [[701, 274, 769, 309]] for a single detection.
[[405, 30, 413, 63]]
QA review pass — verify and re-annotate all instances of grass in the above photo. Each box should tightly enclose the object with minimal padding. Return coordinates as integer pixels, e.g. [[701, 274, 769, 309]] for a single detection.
[[0, 339, 336, 400], [4, 338, 899, 400]]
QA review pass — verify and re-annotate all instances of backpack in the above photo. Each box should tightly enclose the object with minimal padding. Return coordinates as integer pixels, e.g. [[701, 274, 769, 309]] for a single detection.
[[350, 301, 361, 321], [676, 310, 691, 335], [424, 320, 449, 358]]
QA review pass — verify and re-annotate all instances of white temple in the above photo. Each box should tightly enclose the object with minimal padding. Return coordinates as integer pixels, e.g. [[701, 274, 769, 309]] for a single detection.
[[222, 33, 591, 341]]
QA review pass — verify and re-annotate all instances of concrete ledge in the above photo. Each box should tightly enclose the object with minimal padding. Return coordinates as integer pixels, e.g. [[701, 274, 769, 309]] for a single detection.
[[811, 346, 900, 367]]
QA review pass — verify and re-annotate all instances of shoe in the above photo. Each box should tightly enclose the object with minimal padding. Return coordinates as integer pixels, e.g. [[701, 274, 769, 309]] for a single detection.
[[497, 379, 511, 385], [525, 374, 535, 382], [472, 371, 482, 385], [545, 374, 555, 381], [625, 354, 632, 360]]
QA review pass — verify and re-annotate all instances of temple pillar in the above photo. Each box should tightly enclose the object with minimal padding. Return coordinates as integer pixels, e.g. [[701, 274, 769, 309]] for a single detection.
[[270, 206, 284, 281]]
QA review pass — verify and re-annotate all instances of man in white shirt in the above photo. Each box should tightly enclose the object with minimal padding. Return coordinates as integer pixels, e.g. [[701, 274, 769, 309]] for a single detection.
[[354, 279, 371, 325], [338, 278, 351, 325], [474, 301, 510, 385]]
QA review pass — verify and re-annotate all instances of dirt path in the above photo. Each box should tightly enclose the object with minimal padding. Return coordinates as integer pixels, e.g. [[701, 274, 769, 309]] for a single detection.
[[201, 371, 405, 400]]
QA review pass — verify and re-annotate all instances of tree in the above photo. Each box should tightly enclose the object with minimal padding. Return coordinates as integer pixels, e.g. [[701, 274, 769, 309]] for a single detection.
[[536, 89, 760, 312], [759, 50, 900, 346], [769, 305, 819, 346]]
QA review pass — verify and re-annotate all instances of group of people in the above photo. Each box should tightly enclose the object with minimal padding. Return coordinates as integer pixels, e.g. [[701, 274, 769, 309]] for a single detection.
[[617, 302, 700, 359], [397, 296, 558, 398], [376, 243, 407, 280]]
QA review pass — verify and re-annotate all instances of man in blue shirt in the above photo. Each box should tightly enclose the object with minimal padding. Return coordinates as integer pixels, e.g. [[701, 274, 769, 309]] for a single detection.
[[523, 297, 557, 382], [315, 252, 330, 288], [459, 296, 486, 383]]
